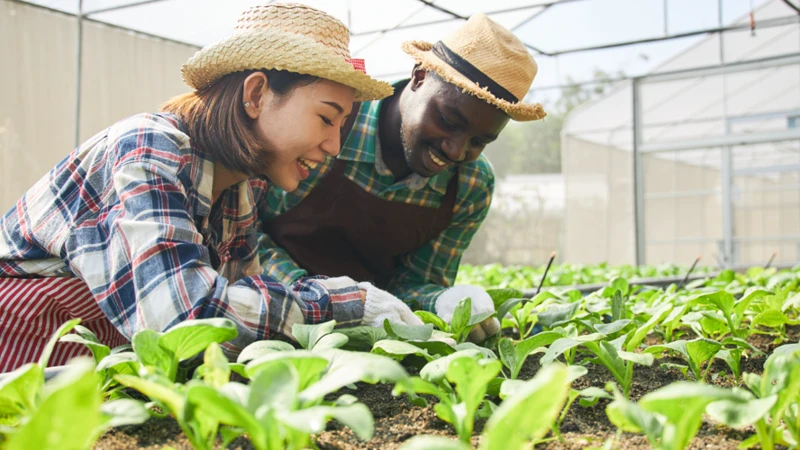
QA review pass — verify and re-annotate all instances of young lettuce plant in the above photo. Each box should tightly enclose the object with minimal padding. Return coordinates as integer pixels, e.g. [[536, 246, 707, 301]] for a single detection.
[[489, 290, 567, 340], [606, 381, 741, 450], [396, 363, 574, 450], [501, 365, 608, 444], [186, 348, 408, 450], [415, 297, 493, 344], [749, 283, 800, 344], [0, 320, 148, 449], [76, 317, 238, 387], [541, 304, 672, 398], [644, 337, 723, 382], [58, 325, 140, 398], [497, 332, 563, 379], [709, 344, 800, 450], [689, 287, 771, 340], [393, 350, 500, 444], [115, 342, 238, 450]]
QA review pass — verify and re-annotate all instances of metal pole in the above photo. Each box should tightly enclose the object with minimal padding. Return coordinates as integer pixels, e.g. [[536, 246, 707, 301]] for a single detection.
[[633, 78, 645, 265], [73, 0, 83, 148], [719, 0, 734, 268], [663, 0, 669, 35]]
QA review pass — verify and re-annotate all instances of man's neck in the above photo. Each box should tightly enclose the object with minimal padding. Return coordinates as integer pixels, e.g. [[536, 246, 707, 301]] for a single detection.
[[378, 84, 413, 181]]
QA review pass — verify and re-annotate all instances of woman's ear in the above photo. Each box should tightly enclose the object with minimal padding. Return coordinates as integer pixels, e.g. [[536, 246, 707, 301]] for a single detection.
[[242, 72, 269, 119]]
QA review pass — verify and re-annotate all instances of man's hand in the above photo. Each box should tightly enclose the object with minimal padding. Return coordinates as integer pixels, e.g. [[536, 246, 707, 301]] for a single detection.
[[435, 285, 500, 343], [358, 282, 425, 327]]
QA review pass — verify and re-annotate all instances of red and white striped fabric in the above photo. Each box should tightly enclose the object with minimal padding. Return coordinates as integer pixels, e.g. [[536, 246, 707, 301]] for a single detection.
[[0, 277, 128, 373]]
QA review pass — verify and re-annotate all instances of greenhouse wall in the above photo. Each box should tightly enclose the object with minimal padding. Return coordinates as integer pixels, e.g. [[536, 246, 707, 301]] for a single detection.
[[0, 0, 196, 212]]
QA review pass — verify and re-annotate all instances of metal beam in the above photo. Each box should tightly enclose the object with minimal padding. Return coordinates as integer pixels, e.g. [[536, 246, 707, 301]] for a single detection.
[[639, 128, 800, 153], [415, 0, 466, 20], [632, 79, 646, 265], [547, 14, 800, 57], [84, 0, 168, 17], [734, 163, 800, 176], [73, 0, 83, 148], [639, 52, 800, 84]]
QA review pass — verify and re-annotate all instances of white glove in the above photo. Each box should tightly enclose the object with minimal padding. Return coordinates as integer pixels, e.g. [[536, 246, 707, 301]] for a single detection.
[[435, 285, 500, 343], [358, 282, 424, 328]]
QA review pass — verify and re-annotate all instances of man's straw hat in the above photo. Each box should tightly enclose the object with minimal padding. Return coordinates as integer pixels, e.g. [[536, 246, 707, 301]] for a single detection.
[[402, 14, 545, 121], [181, 3, 392, 102]]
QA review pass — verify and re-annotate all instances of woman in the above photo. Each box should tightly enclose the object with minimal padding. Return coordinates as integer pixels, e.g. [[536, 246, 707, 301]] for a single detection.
[[0, 3, 422, 373]]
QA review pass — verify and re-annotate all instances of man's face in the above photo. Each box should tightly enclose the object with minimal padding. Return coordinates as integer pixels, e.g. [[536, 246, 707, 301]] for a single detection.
[[399, 70, 511, 177]]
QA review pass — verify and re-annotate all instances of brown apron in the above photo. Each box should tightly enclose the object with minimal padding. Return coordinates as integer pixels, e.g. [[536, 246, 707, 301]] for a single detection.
[[263, 159, 459, 288]]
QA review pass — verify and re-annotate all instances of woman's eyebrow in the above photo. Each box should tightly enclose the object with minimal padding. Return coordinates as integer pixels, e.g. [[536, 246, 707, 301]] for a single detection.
[[321, 101, 345, 115]]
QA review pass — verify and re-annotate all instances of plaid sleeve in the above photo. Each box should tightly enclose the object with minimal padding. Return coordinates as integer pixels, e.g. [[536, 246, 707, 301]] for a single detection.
[[254, 185, 309, 285], [386, 158, 495, 312], [257, 231, 309, 285], [68, 129, 361, 353]]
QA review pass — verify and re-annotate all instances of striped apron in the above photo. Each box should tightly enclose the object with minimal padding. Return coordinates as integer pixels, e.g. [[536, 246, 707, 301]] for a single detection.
[[0, 277, 128, 373]]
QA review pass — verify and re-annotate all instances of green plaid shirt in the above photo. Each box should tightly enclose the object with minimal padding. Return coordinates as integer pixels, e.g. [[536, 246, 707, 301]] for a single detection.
[[257, 91, 495, 312]]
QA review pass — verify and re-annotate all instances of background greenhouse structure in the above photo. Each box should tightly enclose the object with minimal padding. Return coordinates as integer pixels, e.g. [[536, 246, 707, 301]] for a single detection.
[[1, 0, 799, 269]]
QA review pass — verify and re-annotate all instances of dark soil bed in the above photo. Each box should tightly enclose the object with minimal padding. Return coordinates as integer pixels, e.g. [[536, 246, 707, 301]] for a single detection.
[[94, 324, 800, 449]]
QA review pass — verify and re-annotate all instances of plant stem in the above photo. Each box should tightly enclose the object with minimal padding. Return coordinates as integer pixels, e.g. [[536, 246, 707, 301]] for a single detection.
[[755, 418, 774, 450]]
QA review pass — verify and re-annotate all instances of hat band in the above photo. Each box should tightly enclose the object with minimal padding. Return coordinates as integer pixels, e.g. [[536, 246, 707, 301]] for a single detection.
[[432, 41, 518, 103]]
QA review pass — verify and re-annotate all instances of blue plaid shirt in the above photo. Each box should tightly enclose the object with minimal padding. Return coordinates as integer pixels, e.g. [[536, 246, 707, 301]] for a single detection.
[[0, 113, 364, 352]]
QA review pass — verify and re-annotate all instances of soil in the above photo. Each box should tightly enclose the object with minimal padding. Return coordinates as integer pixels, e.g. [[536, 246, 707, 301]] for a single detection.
[[94, 324, 800, 450]]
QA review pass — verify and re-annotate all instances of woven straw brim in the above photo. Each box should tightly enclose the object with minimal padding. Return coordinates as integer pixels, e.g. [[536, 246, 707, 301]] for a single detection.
[[182, 30, 393, 102], [402, 41, 546, 122]]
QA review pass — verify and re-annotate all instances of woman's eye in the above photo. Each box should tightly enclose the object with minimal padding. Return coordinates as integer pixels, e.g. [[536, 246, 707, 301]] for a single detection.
[[320, 116, 333, 126]]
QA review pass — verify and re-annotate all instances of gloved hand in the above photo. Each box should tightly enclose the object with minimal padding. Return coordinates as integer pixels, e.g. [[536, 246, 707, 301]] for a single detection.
[[358, 282, 425, 327], [435, 285, 500, 343]]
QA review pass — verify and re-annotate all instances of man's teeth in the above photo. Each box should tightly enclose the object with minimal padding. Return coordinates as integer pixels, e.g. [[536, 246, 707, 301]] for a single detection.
[[298, 158, 319, 170], [429, 150, 446, 167]]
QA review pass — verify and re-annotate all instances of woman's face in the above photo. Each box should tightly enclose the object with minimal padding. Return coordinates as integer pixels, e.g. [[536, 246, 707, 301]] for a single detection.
[[244, 74, 354, 192]]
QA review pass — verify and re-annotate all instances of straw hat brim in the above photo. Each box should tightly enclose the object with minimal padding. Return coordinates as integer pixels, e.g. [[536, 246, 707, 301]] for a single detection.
[[402, 41, 546, 122], [182, 30, 393, 102]]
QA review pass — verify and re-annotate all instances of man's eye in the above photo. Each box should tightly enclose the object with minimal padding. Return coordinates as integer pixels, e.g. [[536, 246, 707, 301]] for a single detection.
[[438, 113, 457, 130], [320, 116, 333, 126], [471, 138, 487, 147]]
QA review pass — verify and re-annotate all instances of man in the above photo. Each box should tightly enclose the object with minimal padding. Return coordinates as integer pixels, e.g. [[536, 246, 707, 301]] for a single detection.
[[258, 13, 546, 342]]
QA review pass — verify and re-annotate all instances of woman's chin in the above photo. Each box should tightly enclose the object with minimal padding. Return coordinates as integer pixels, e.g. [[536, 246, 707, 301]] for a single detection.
[[273, 177, 300, 192]]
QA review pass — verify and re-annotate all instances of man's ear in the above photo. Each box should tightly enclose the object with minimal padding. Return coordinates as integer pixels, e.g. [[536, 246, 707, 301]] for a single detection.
[[242, 72, 269, 119], [409, 66, 427, 92]]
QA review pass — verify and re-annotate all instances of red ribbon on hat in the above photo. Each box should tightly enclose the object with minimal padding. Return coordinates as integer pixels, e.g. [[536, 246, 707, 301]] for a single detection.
[[346, 58, 366, 74]]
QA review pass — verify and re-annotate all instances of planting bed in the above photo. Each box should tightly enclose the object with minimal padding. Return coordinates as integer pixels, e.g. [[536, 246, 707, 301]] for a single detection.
[[2, 263, 798, 450]]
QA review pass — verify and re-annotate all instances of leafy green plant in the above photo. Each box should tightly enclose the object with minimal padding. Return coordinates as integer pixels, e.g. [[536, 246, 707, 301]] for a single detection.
[[645, 337, 723, 382], [717, 344, 800, 450], [197, 348, 406, 450], [0, 320, 147, 449], [394, 350, 500, 443], [415, 297, 493, 344], [494, 291, 562, 339], [606, 381, 740, 450], [396, 362, 572, 449], [689, 287, 771, 339], [497, 332, 562, 379], [291, 321, 349, 351], [541, 304, 671, 397]]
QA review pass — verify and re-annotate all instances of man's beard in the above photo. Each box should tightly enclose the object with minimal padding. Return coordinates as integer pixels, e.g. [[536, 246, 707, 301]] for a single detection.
[[399, 116, 415, 170]]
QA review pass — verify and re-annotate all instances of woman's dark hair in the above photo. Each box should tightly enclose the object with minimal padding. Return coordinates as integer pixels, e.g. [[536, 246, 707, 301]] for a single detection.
[[161, 69, 318, 175]]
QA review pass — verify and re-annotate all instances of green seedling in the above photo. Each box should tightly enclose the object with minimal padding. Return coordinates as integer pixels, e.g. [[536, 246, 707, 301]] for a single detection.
[[645, 337, 722, 383]]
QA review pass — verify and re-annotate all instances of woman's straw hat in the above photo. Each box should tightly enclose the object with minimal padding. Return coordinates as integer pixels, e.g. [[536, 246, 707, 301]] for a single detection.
[[181, 3, 392, 102], [402, 14, 545, 121]]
